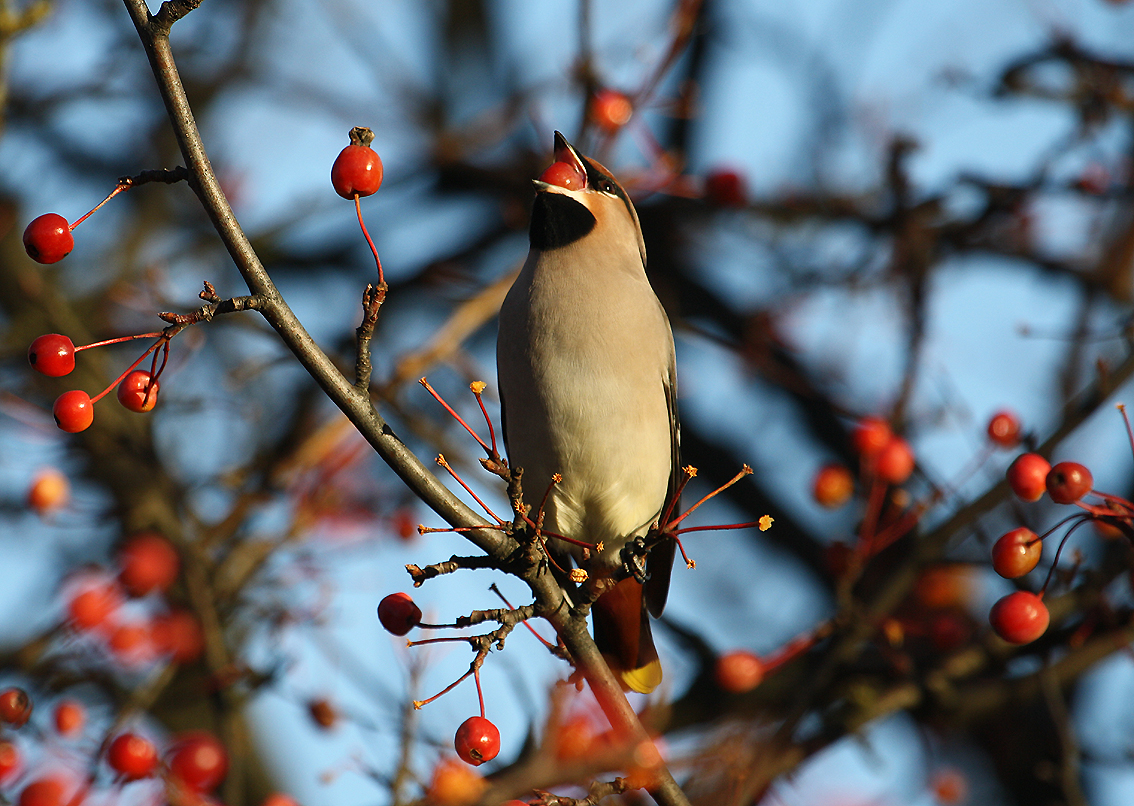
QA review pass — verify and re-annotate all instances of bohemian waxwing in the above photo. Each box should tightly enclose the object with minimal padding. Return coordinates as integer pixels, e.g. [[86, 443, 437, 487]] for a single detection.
[[497, 132, 679, 694]]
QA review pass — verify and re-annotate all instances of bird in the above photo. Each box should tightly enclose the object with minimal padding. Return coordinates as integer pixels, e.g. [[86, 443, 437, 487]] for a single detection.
[[496, 132, 679, 694]]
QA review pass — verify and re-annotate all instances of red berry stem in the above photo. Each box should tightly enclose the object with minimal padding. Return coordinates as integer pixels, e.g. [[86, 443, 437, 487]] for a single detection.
[[354, 195, 384, 285], [761, 622, 832, 674], [419, 378, 493, 457], [89, 337, 169, 405], [435, 454, 505, 526], [662, 465, 754, 531], [74, 332, 164, 353], [1119, 403, 1134, 462], [412, 667, 474, 710], [469, 383, 499, 461], [488, 583, 555, 649], [474, 669, 485, 719], [1037, 515, 1093, 596], [69, 182, 131, 231], [659, 465, 697, 528]]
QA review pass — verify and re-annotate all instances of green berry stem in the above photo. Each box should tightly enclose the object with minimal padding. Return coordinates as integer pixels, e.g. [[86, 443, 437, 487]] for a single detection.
[[354, 194, 384, 285]]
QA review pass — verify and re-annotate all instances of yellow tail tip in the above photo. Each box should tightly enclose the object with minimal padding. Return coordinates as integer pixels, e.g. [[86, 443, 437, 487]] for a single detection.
[[621, 659, 663, 694]]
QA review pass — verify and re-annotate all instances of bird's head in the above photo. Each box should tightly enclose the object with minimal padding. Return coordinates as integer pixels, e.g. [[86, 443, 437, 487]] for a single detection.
[[529, 132, 646, 269]]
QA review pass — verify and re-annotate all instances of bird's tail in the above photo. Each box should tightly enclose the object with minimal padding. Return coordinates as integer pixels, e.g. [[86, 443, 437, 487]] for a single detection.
[[591, 577, 662, 694]]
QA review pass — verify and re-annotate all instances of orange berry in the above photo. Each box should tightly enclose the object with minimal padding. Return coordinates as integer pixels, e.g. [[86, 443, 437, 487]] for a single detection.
[[425, 757, 486, 806], [27, 468, 69, 515], [852, 416, 892, 457], [812, 464, 854, 508], [714, 650, 764, 693], [876, 435, 915, 484], [590, 89, 633, 132], [117, 532, 179, 596], [53, 700, 85, 738]]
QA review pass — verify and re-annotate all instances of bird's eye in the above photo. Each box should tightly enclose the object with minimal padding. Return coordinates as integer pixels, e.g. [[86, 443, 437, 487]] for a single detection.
[[596, 179, 616, 194]]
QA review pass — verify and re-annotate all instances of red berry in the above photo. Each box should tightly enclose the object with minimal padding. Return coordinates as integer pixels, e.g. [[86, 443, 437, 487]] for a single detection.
[[331, 144, 383, 199], [152, 609, 205, 664], [454, 716, 500, 766], [991, 527, 1041, 579], [261, 794, 301, 806], [537, 161, 586, 190], [1007, 453, 1050, 502], [27, 468, 69, 515], [118, 532, 179, 596], [0, 688, 32, 728], [108, 621, 156, 666], [989, 591, 1049, 644], [28, 334, 76, 377], [307, 699, 336, 729], [17, 777, 72, 806], [875, 435, 915, 484], [116, 370, 159, 413], [852, 416, 892, 457], [554, 715, 601, 761], [168, 731, 228, 793], [52, 390, 93, 433], [811, 464, 854, 508], [53, 700, 85, 738], [23, 214, 74, 264], [107, 732, 159, 780], [928, 612, 972, 652], [1046, 461, 1093, 505], [590, 89, 633, 132], [929, 767, 969, 805], [704, 169, 747, 207], [426, 758, 485, 804], [986, 410, 1021, 448], [377, 592, 421, 636], [714, 650, 765, 694], [0, 740, 21, 785], [66, 577, 124, 631]]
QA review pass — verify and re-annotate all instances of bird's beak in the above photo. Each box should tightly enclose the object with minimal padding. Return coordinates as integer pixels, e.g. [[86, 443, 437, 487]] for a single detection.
[[552, 132, 586, 179], [533, 131, 588, 192]]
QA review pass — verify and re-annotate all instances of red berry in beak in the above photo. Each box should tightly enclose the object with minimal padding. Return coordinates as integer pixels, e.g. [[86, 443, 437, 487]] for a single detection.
[[538, 161, 586, 190]]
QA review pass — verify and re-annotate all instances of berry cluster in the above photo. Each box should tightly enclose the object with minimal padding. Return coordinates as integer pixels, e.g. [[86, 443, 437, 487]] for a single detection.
[[983, 405, 1134, 645], [986, 449, 1102, 645], [376, 592, 502, 768], [28, 330, 170, 433], [61, 531, 203, 670], [0, 684, 283, 806]]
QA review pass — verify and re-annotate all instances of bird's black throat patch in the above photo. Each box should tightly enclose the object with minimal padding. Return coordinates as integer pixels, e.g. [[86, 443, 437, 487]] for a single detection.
[[529, 191, 595, 250]]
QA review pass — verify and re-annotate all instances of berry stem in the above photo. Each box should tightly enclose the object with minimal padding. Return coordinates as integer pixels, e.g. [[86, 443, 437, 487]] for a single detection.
[[435, 454, 505, 525], [354, 194, 384, 284], [70, 182, 130, 230], [474, 669, 485, 719], [1037, 515, 1093, 596], [412, 667, 474, 710], [89, 337, 168, 404], [469, 382, 499, 459], [663, 465, 753, 530], [488, 583, 555, 649], [660, 465, 697, 527], [420, 378, 493, 455], [1119, 403, 1134, 463], [74, 332, 164, 352]]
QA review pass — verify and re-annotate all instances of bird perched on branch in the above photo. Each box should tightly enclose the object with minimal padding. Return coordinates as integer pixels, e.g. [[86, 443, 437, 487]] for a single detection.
[[497, 132, 679, 694]]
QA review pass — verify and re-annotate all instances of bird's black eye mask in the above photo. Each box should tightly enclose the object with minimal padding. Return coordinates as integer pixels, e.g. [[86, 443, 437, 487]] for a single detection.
[[529, 190, 596, 251]]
